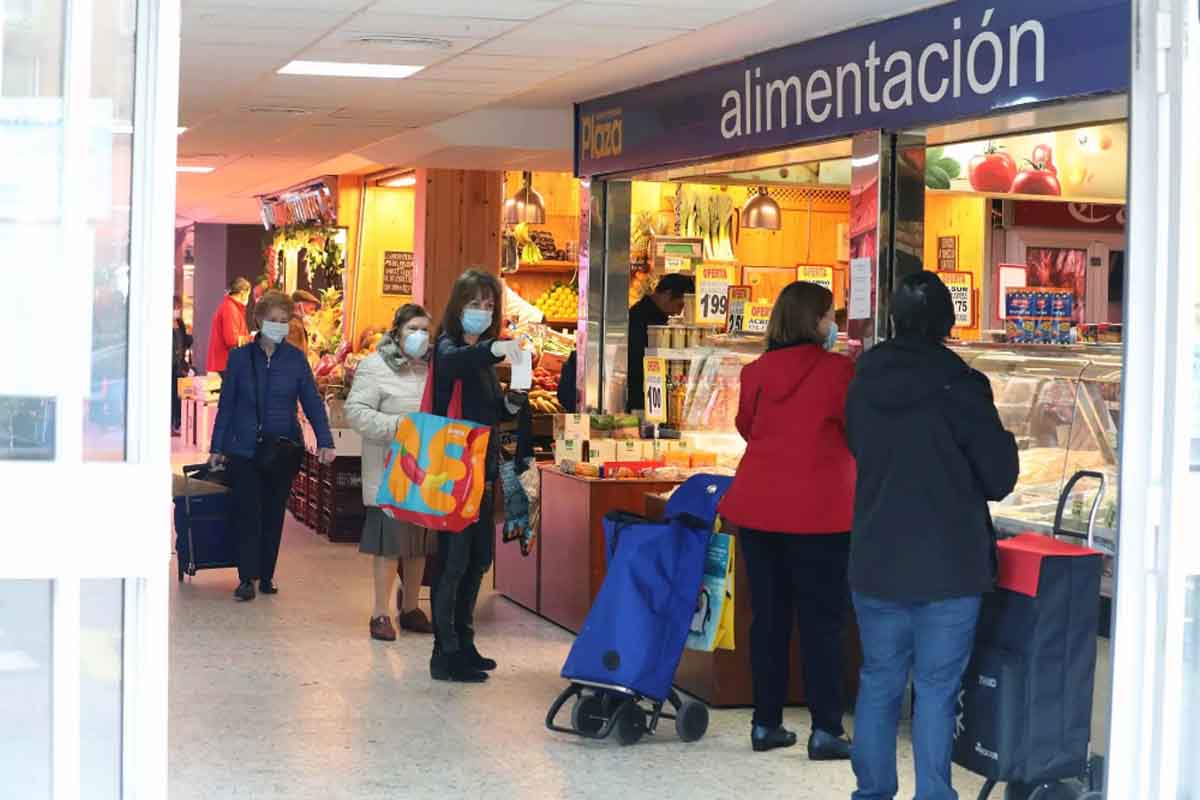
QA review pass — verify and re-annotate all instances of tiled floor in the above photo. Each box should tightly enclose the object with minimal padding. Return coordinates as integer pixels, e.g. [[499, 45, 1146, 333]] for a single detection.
[[168, 471, 993, 800]]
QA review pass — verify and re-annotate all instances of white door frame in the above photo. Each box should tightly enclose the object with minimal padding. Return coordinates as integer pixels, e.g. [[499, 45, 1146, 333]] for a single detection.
[[1005, 228, 1127, 325], [1106, 0, 1199, 796], [0, 0, 179, 796]]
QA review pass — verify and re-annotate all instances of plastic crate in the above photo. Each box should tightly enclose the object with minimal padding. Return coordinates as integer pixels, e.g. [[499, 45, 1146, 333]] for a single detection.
[[318, 456, 363, 491], [320, 484, 365, 517], [318, 511, 365, 543]]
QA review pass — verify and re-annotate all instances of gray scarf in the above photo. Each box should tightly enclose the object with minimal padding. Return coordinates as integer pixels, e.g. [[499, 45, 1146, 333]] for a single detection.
[[376, 332, 407, 374]]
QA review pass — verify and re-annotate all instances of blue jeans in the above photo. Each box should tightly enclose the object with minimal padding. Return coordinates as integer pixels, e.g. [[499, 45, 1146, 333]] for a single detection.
[[851, 593, 981, 800]]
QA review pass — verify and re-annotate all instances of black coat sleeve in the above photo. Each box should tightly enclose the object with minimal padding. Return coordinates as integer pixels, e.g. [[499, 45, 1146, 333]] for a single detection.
[[945, 370, 1020, 502], [557, 351, 577, 413]]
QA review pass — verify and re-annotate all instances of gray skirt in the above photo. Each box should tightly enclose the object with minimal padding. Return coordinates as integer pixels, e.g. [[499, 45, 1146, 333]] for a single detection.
[[358, 507, 436, 559]]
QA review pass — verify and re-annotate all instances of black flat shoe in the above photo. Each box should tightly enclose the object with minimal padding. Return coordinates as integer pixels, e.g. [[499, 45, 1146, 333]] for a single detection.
[[808, 729, 853, 760], [751, 725, 798, 753], [234, 581, 256, 602], [430, 651, 488, 683], [465, 644, 497, 672], [259, 580, 278, 595]]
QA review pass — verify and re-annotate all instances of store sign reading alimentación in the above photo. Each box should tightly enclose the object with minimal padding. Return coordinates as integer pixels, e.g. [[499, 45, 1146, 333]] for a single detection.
[[575, 0, 1130, 177]]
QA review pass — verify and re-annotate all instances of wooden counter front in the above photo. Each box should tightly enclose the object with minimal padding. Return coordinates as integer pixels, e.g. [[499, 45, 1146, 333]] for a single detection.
[[645, 492, 863, 709], [538, 469, 680, 634]]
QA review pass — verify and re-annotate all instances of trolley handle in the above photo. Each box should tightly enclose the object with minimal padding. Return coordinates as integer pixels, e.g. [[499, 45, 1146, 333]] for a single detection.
[[1053, 470, 1107, 549]]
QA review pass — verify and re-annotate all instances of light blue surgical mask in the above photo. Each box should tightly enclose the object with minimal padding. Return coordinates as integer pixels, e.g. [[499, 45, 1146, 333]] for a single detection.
[[461, 308, 493, 336], [402, 330, 429, 359], [823, 322, 839, 351]]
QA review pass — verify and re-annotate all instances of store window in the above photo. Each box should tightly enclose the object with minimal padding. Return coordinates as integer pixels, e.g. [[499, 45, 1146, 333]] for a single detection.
[[0, 580, 53, 800]]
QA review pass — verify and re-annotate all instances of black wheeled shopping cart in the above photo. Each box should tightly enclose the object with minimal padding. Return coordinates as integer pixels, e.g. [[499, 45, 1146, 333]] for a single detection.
[[173, 464, 238, 581], [956, 471, 1110, 800]]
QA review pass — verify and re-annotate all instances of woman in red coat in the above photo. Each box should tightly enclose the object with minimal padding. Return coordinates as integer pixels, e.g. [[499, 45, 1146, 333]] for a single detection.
[[718, 281, 856, 758]]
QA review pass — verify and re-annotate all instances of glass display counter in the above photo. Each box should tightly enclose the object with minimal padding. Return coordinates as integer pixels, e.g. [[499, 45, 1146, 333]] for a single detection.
[[953, 343, 1122, 596]]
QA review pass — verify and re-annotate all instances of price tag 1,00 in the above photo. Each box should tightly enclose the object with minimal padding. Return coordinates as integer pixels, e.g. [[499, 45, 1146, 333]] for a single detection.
[[694, 265, 734, 326], [643, 357, 667, 423]]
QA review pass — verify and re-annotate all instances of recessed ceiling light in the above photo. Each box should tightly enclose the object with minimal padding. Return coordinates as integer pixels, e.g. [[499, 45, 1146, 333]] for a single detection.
[[383, 175, 417, 188], [277, 60, 424, 79], [177, 165, 215, 174]]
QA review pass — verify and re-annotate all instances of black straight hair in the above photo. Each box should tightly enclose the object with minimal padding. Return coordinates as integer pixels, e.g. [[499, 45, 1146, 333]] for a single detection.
[[891, 271, 955, 341], [654, 273, 695, 299], [436, 268, 503, 343]]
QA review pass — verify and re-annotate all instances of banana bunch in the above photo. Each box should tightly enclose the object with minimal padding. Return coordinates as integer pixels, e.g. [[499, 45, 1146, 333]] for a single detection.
[[513, 222, 542, 264], [528, 389, 564, 415]]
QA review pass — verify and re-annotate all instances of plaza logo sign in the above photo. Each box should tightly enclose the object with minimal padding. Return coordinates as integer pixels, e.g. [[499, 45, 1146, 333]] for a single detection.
[[579, 109, 623, 162], [720, 9, 1045, 141]]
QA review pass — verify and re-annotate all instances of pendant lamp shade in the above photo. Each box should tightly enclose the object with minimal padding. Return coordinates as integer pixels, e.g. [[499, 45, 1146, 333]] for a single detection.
[[740, 187, 782, 231], [503, 171, 546, 225]]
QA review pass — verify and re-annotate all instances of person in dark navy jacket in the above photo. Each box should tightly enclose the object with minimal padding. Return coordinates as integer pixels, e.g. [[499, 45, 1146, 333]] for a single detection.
[[209, 290, 335, 602]]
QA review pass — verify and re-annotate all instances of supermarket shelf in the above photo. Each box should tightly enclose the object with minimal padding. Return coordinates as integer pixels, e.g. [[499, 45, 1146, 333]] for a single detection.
[[516, 260, 578, 273], [544, 317, 578, 327]]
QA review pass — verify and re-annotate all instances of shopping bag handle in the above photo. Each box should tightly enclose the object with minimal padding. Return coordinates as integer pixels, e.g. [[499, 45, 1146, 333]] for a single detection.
[[419, 349, 464, 418]]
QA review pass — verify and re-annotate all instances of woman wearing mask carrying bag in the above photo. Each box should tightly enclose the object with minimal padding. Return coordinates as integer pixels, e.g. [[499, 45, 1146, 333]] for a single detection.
[[209, 290, 336, 602], [718, 281, 856, 758], [346, 304, 438, 641], [429, 269, 527, 683]]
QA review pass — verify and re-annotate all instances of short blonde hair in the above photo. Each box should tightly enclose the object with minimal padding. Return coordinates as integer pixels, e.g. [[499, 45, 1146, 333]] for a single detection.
[[253, 289, 293, 323]]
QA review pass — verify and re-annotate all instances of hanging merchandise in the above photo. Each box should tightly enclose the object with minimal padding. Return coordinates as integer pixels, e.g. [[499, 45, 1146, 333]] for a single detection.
[[676, 186, 736, 260]]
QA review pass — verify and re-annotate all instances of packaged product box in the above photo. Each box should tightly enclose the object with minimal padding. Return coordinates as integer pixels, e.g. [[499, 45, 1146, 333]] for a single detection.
[[555, 438, 587, 465], [649, 439, 678, 460], [554, 414, 590, 442], [615, 440, 649, 462], [690, 451, 718, 468], [664, 451, 692, 469], [587, 440, 618, 465]]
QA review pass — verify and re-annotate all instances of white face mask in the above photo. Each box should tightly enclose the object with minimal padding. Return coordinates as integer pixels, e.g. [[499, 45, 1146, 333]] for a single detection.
[[261, 320, 289, 343], [402, 330, 429, 359]]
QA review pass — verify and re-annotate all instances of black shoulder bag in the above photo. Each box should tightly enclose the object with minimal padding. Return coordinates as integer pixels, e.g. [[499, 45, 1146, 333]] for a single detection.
[[249, 347, 305, 477]]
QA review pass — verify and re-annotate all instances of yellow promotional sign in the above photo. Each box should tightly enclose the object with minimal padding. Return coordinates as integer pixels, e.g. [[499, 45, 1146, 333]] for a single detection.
[[744, 302, 774, 335], [940, 271, 975, 328], [643, 357, 667, 423], [694, 264, 734, 326], [726, 285, 752, 334], [797, 265, 834, 292]]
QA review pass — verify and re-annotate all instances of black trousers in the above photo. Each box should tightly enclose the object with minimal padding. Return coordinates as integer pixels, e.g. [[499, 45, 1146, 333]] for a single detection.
[[739, 530, 851, 733], [227, 455, 296, 583], [431, 487, 495, 655]]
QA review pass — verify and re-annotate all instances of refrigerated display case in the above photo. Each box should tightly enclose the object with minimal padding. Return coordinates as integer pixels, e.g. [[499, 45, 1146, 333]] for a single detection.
[[953, 343, 1122, 596]]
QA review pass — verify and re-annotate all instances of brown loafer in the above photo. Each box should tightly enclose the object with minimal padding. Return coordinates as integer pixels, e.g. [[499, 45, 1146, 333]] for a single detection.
[[370, 615, 397, 641], [398, 609, 435, 634]]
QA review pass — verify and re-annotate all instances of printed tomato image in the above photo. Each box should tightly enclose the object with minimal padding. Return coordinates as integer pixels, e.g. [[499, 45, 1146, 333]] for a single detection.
[[1013, 145, 1063, 196], [968, 145, 1019, 193]]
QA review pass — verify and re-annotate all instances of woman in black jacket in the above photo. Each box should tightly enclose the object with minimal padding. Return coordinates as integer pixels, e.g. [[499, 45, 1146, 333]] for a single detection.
[[845, 272, 1019, 800], [429, 269, 526, 683]]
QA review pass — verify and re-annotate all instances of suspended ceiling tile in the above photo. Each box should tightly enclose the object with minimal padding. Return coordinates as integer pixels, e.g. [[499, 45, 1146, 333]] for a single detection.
[[337, 13, 524, 39], [583, 0, 775, 7], [186, 0, 371, 11], [542, 3, 719, 29], [365, 0, 567, 20], [473, 27, 685, 59], [442, 52, 594, 72]]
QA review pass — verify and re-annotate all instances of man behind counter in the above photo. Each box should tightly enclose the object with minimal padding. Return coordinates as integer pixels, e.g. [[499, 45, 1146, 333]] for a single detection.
[[627, 273, 694, 412]]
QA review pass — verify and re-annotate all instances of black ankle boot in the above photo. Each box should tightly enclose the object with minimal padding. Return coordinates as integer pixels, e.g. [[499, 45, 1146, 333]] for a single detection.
[[808, 729, 853, 760], [431, 650, 488, 683], [234, 580, 256, 602], [464, 644, 497, 672]]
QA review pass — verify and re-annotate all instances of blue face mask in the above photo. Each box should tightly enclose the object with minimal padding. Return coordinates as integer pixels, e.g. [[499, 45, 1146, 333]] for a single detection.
[[823, 322, 839, 351], [461, 308, 493, 336]]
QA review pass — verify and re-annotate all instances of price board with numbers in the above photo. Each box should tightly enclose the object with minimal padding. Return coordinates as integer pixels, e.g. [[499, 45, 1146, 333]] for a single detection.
[[744, 301, 774, 335], [940, 271, 975, 328], [643, 357, 667, 423], [694, 264, 734, 326], [796, 265, 834, 292], [726, 286, 752, 334]]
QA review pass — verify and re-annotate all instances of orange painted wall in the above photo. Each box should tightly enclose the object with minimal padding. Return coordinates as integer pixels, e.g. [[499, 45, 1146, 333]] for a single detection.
[[923, 193, 987, 341], [354, 186, 416, 340]]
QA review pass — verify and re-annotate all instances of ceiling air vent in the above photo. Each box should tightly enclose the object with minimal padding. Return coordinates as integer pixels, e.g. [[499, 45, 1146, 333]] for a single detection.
[[350, 34, 454, 50], [246, 106, 312, 116]]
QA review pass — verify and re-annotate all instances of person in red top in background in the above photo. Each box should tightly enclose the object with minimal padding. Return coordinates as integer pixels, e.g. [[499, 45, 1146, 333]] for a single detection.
[[206, 277, 251, 378], [718, 281, 856, 759]]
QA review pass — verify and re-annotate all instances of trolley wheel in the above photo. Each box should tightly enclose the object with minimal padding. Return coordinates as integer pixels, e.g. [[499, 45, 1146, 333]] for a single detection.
[[570, 693, 606, 736], [674, 700, 709, 743], [1020, 783, 1077, 800], [614, 701, 647, 746]]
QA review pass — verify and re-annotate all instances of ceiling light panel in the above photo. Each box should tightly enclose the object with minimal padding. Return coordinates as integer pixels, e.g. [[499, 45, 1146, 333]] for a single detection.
[[278, 60, 425, 78]]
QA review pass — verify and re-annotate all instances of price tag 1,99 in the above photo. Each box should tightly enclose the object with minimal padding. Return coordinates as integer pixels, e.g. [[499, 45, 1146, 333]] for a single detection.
[[694, 264, 734, 326], [643, 357, 667, 423], [744, 302, 774, 335]]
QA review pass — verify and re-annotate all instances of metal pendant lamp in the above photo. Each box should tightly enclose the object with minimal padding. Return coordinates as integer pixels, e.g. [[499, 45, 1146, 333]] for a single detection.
[[740, 186, 782, 230], [503, 171, 546, 225]]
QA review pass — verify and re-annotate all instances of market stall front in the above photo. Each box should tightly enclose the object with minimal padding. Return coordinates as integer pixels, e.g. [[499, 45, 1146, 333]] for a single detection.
[[506, 0, 1133, 718]]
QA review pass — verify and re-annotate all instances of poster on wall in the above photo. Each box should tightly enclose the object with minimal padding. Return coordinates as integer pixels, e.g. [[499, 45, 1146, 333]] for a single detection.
[[937, 237, 958, 271], [940, 271, 975, 329], [382, 251, 414, 296], [797, 265, 834, 293], [849, 258, 873, 320]]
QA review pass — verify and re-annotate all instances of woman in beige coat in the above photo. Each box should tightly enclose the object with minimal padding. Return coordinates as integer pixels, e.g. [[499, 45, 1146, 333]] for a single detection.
[[345, 304, 437, 641]]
